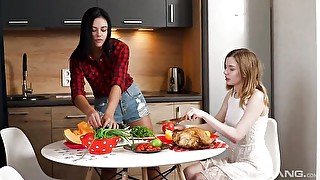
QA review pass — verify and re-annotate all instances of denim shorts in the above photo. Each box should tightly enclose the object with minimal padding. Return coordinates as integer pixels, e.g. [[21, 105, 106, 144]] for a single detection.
[[94, 83, 150, 124]]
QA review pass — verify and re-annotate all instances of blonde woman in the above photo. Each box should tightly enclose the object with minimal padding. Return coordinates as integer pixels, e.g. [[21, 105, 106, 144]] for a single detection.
[[184, 48, 273, 180]]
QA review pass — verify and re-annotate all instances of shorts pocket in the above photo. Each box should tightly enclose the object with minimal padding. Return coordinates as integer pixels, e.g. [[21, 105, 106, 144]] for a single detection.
[[126, 83, 142, 98]]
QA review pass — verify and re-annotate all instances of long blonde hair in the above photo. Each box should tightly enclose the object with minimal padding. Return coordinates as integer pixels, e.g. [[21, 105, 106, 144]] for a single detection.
[[224, 48, 269, 109]]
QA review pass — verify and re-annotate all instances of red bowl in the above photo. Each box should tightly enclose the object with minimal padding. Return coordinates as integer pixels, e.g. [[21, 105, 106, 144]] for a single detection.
[[80, 133, 120, 154]]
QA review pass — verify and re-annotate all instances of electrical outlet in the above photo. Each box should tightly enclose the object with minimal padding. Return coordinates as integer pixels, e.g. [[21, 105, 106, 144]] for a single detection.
[[61, 69, 71, 87]]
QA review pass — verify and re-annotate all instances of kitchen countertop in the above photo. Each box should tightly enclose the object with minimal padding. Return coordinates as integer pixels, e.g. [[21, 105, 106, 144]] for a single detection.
[[7, 91, 202, 107]]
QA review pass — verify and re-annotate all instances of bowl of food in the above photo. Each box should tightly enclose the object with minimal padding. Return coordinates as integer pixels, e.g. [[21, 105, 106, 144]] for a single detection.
[[81, 128, 132, 155], [80, 133, 120, 154]]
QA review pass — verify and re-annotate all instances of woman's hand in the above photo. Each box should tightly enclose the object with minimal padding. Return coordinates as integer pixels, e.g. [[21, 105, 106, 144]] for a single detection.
[[102, 113, 119, 129], [186, 107, 207, 121], [87, 109, 102, 128]]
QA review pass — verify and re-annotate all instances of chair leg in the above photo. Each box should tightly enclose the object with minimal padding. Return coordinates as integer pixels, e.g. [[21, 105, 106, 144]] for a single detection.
[[176, 164, 186, 180], [141, 167, 148, 180], [85, 167, 94, 180]]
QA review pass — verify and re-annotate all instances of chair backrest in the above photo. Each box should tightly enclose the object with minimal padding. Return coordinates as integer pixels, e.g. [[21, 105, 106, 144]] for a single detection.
[[264, 118, 281, 179], [0, 166, 24, 180], [0, 127, 55, 180]]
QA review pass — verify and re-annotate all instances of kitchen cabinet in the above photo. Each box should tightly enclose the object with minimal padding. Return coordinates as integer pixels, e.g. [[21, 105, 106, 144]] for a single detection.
[[52, 106, 87, 129], [8, 107, 52, 176], [98, 0, 166, 28], [166, 0, 192, 27], [2, 0, 192, 29], [148, 102, 174, 133], [2, 0, 46, 28], [148, 101, 201, 134], [46, 0, 97, 27]]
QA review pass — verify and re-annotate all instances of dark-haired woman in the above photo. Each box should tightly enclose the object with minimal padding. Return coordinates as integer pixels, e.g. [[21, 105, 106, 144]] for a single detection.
[[69, 7, 158, 179]]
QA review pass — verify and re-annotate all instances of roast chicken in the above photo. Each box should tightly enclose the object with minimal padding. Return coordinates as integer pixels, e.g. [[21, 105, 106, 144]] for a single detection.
[[172, 127, 214, 149]]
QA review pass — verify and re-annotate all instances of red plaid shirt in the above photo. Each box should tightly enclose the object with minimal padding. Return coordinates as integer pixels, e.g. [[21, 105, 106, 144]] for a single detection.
[[69, 39, 133, 101]]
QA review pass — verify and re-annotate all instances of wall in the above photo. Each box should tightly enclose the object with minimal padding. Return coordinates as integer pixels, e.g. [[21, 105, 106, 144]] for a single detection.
[[317, 0, 320, 178], [4, 29, 190, 95], [183, 0, 202, 93], [208, 0, 271, 115], [273, 0, 317, 178]]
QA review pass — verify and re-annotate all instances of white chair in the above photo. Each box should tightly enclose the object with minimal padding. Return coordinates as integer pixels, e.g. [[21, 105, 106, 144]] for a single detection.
[[0, 166, 24, 180], [265, 118, 281, 179], [0, 127, 60, 180]]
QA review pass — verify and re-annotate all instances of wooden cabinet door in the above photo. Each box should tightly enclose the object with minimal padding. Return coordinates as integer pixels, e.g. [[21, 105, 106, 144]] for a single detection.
[[148, 102, 174, 134], [51, 106, 87, 145], [8, 107, 52, 176], [52, 106, 87, 129], [166, 0, 192, 27], [98, 0, 166, 28], [2, 0, 46, 28], [173, 101, 202, 124]]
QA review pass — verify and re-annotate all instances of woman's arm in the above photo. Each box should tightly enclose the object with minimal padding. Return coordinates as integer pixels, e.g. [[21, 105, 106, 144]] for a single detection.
[[187, 91, 265, 143], [213, 91, 231, 123], [74, 95, 102, 128], [102, 41, 130, 128], [70, 59, 102, 128], [101, 85, 122, 128]]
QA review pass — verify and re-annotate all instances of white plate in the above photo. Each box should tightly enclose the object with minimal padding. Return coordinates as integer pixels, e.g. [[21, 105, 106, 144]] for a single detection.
[[116, 137, 155, 147], [132, 136, 156, 140]]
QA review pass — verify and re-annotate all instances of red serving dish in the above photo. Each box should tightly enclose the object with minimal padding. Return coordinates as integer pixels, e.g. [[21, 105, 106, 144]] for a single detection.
[[80, 133, 120, 154], [63, 141, 86, 149]]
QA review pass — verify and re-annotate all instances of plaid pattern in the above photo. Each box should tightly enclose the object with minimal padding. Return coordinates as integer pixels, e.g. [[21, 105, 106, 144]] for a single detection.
[[169, 140, 228, 152], [70, 38, 133, 101]]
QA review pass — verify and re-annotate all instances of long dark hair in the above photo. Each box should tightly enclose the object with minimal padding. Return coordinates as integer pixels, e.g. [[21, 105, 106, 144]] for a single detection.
[[70, 7, 112, 60]]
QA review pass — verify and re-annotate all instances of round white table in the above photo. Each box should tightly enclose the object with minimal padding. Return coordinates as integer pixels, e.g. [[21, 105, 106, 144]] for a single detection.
[[41, 140, 226, 180]]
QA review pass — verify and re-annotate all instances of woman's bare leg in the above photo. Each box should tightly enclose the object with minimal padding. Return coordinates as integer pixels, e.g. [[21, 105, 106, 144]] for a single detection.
[[128, 115, 153, 129], [184, 162, 204, 180]]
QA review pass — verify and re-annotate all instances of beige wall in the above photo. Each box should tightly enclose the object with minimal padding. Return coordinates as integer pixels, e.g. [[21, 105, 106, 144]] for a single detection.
[[273, 0, 317, 178], [4, 28, 200, 95]]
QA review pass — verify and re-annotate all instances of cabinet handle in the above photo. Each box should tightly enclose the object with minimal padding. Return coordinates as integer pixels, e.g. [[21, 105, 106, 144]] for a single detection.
[[175, 106, 181, 118], [8, 20, 28, 25], [65, 115, 86, 119], [169, 4, 175, 23], [123, 20, 142, 24], [9, 112, 29, 115], [63, 20, 82, 25]]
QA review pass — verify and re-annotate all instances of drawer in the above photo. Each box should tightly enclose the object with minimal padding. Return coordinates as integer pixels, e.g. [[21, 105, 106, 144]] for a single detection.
[[52, 106, 87, 128]]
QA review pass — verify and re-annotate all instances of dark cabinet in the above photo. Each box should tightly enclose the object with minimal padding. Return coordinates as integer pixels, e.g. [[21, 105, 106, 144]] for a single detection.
[[2, 0, 192, 29], [166, 0, 192, 27], [2, 0, 46, 28], [47, 0, 97, 27], [98, 0, 166, 28]]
